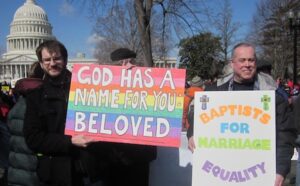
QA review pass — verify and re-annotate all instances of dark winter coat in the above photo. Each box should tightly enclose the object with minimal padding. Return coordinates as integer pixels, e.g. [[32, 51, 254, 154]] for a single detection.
[[23, 69, 83, 186], [294, 96, 300, 144], [187, 72, 297, 178], [8, 96, 39, 186], [7, 78, 43, 186]]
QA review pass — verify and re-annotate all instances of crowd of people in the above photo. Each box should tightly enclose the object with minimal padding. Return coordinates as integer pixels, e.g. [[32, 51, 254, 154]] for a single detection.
[[0, 40, 300, 186]]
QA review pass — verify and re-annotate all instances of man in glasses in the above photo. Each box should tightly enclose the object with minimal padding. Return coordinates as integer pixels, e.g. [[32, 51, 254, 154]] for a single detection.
[[23, 40, 93, 186]]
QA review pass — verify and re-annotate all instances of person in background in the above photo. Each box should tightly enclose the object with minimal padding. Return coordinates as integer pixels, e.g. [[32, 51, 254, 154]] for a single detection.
[[187, 42, 297, 186], [0, 104, 10, 186], [23, 40, 93, 186], [110, 47, 138, 67], [7, 61, 44, 186], [182, 76, 204, 130], [0, 82, 16, 186], [275, 76, 290, 103], [290, 77, 300, 104], [256, 59, 272, 75], [87, 48, 157, 186], [287, 78, 294, 92], [293, 93, 300, 186]]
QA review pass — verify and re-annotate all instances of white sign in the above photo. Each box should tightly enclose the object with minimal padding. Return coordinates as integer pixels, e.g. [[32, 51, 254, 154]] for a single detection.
[[192, 91, 276, 186]]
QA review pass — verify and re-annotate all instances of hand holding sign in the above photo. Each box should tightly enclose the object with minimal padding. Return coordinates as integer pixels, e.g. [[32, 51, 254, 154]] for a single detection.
[[71, 134, 94, 147]]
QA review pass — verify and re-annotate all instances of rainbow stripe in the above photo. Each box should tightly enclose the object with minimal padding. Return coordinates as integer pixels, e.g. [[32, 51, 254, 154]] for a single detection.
[[65, 64, 186, 147]]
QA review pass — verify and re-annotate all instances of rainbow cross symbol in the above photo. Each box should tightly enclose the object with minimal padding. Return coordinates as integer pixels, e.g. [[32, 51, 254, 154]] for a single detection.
[[261, 95, 271, 111], [200, 95, 209, 110]]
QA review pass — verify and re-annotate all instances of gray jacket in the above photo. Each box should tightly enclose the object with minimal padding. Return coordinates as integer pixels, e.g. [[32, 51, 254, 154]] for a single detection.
[[8, 96, 39, 186]]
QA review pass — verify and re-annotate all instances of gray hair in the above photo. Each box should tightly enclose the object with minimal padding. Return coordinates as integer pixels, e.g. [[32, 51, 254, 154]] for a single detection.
[[231, 42, 256, 59]]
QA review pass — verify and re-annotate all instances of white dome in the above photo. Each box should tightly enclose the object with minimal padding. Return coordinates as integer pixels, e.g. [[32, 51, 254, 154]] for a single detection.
[[13, 0, 48, 21], [3, 0, 55, 59]]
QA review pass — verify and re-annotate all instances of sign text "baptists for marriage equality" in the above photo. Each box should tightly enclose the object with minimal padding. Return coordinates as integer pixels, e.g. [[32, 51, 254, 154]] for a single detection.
[[192, 91, 276, 186], [65, 64, 185, 147]]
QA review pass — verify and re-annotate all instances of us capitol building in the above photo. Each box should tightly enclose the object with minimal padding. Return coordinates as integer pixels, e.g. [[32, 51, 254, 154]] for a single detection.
[[0, 0, 176, 84]]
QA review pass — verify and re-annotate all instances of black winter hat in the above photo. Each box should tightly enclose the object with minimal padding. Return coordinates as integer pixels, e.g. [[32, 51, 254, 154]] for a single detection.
[[110, 48, 136, 61], [257, 59, 272, 69]]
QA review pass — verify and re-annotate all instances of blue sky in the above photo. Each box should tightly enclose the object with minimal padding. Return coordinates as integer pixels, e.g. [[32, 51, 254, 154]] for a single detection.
[[0, 0, 97, 58], [0, 0, 258, 58]]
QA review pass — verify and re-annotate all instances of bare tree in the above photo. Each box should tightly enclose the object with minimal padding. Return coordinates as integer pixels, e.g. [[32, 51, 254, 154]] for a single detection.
[[152, 0, 212, 69], [92, 1, 143, 63], [134, 0, 153, 66], [83, 0, 210, 67], [211, 0, 240, 63], [248, 0, 300, 78]]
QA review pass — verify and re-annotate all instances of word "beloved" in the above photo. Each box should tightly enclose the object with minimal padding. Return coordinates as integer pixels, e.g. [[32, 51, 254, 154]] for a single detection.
[[75, 112, 170, 137]]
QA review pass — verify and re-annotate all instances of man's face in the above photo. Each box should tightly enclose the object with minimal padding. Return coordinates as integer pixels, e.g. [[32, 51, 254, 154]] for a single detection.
[[230, 46, 256, 83], [40, 48, 66, 77]]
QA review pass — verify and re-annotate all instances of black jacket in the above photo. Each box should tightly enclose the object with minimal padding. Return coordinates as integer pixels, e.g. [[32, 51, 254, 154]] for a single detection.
[[23, 70, 83, 186], [293, 96, 300, 144], [187, 74, 297, 178]]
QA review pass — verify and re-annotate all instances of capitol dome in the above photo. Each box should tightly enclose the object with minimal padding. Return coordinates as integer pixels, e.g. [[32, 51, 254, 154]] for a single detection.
[[0, 0, 97, 83], [3, 0, 55, 59], [14, 0, 48, 22]]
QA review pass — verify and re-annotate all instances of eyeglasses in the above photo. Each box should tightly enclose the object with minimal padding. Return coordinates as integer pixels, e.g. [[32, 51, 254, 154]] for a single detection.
[[233, 58, 256, 64], [111, 58, 136, 66], [42, 56, 63, 64]]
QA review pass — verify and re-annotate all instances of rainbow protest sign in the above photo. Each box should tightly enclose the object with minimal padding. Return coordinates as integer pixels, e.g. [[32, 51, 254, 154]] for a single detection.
[[192, 91, 276, 186], [65, 64, 186, 147]]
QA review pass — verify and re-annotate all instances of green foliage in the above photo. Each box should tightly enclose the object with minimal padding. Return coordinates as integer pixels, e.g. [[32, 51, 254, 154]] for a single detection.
[[178, 32, 222, 80]]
